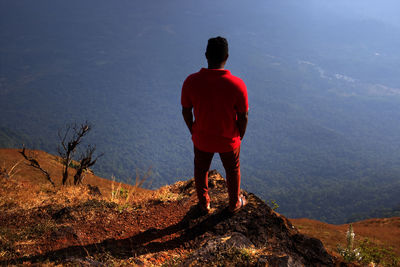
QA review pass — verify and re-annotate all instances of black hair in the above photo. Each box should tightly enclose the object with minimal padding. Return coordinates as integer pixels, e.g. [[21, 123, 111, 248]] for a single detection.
[[206, 36, 229, 64]]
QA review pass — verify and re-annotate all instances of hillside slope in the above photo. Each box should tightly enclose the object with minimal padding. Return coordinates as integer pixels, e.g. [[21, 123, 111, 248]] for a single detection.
[[0, 149, 337, 266], [0, 149, 397, 265]]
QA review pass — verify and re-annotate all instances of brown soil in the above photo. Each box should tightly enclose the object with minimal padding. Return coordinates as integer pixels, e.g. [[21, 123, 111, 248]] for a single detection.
[[0, 148, 184, 265], [2, 148, 395, 266]]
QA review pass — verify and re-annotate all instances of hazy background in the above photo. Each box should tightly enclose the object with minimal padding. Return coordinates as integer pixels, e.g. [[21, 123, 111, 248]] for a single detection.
[[1, 0, 400, 224]]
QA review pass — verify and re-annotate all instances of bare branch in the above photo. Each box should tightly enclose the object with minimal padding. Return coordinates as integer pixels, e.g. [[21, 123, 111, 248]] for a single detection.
[[19, 146, 55, 187], [73, 144, 103, 185], [7, 159, 23, 178], [58, 121, 95, 185], [58, 124, 71, 155]]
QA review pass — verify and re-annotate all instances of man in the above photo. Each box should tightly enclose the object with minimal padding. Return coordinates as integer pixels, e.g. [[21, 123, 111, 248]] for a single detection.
[[181, 36, 249, 214]]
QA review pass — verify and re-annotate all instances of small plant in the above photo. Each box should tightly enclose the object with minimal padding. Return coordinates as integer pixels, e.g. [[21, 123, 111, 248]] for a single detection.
[[118, 187, 129, 199], [110, 169, 151, 211], [111, 176, 125, 202], [267, 199, 279, 211], [337, 224, 361, 262]]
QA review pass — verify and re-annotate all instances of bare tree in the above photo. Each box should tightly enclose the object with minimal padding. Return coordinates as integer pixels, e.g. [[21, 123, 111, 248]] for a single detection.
[[73, 145, 103, 185], [20, 146, 55, 187], [58, 122, 91, 185]]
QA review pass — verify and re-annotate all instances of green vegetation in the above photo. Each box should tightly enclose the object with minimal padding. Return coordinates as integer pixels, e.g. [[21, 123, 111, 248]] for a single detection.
[[110, 177, 133, 211], [337, 225, 399, 266], [266, 200, 279, 211], [358, 239, 400, 267]]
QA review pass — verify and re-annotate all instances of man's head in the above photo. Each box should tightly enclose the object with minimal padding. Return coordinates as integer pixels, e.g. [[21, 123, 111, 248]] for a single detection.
[[205, 36, 229, 68]]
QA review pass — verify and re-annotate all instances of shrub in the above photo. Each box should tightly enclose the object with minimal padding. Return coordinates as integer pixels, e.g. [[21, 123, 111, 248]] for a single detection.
[[358, 239, 399, 267], [337, 224, 400, 266]]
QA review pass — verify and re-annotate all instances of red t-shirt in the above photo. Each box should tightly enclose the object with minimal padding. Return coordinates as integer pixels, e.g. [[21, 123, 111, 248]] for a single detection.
[[181, 68, 248, 153]]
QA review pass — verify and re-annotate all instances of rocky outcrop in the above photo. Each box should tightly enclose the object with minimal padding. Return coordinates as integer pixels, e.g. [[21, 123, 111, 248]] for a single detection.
[[172, 170, 336, 266]]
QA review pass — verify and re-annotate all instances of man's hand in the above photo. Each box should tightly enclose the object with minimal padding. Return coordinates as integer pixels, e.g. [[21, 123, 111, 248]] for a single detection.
[[237, 111, 248, 140], [182, 106, 193, 134]]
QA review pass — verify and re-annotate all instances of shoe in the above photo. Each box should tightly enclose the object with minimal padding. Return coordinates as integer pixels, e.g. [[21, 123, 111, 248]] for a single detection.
[[229, 195, 247, 214]]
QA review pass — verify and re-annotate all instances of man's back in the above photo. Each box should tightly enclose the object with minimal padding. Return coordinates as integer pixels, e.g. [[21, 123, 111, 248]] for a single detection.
[[181, 68, 247, 153]]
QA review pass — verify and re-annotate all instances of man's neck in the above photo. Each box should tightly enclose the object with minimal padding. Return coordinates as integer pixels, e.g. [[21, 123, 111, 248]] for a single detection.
[[207, 62, 226, 70], [207, 65, 224, 70]]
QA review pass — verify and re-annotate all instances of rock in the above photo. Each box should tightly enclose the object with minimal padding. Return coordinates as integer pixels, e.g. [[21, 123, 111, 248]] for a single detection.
[[50, 226, 78, 241], [64, 256, 105, 266], [180, 172, 336, 266], [182, 232, 255, 266], [87, 184, 102, 196], [257, 254, 298, 267], [51, 207, 74, 222]]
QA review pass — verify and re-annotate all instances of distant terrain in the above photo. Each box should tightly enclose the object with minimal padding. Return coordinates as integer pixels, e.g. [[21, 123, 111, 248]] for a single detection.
[[1, 0, 400, 224]]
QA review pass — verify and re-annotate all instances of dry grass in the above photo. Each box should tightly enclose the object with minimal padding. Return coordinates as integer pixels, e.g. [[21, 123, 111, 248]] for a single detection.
[[45, 185, 94, 206], [0, 149, 168, 265], [0, 159, 23, 179], [109, 169, 153, 209], [0, 148, 154, 212], [0, 179, 93, 213], [0, 149, 155, 263], [152, 185, 184, 203]]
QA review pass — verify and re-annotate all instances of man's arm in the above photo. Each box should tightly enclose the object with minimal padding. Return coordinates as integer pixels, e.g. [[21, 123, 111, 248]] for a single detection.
[[182, 106, 193, 134], [237, 111, 248, 140]]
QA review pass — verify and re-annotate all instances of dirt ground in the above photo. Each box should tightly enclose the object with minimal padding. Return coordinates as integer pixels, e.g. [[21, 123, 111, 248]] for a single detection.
[[1, 148, 398, 266]]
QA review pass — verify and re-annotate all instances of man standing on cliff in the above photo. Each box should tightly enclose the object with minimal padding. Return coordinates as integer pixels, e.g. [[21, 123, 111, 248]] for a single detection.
[[181, 36, 249, 214]]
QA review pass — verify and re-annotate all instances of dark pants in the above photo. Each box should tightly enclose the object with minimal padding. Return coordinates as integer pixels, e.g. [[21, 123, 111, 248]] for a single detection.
[[194, 145, 241, 211]]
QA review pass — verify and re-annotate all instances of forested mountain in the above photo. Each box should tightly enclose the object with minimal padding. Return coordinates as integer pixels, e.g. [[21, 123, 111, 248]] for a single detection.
[[1, 0, 400, 224]]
